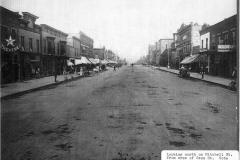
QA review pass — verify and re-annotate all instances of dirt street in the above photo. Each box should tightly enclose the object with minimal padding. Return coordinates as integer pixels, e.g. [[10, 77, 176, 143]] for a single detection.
[[1, 65, 238, 160]]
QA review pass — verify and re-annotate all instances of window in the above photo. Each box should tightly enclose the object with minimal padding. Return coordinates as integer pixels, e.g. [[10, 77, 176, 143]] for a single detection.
[[166, 44, 167, 48], [11, 29, 17, 39], [48, 40, 52, 54], [44, 39, 46, 53], [224, 33, 228, 45], [36, 40, 39, 53], [211, 38, 215, 50], [21, 36, 25, 49], [57, 43, 60, 54], [206, 38, 208, 49], [1, 26, 8, 42], [232, 31, 236, 45], [202, 40, 204, 48], [218, 35, 221, 45], [60, 44, 65, 55], [29, 38, 32, 52]]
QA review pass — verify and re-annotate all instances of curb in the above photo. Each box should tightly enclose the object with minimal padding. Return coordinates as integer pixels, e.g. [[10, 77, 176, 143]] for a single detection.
[[157, 68, 232, 90], [1, 75, 83, 101]]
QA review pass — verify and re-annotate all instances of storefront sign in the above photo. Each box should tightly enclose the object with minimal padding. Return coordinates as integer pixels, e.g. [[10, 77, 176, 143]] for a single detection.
[[1, 36, 20, 52], [1, 44, 20, 52], [218, 45, 236, 52]]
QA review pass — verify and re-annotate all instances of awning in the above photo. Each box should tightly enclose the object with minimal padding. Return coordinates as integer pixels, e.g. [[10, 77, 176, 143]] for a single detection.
[[88, 58, 97, 64], [100, 60, 108, 64], [67, 60, 74, 66], [75, 56, 92, 65], [180, 54, 199, 64]]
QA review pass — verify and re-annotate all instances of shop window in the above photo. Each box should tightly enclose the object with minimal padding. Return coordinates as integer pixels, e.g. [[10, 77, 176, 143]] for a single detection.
[[44, 39, 46, 53], [232, 31, 236, 45], [36, 40, 39, 53], [29, 38, 32, 52]]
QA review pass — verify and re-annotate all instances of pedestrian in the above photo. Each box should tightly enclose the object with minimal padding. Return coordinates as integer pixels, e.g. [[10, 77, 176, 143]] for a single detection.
[[53, 70, 58, 82], [200, 66, 204, 79], [232, 66, 237, 81], [113, 65, 116, 72]]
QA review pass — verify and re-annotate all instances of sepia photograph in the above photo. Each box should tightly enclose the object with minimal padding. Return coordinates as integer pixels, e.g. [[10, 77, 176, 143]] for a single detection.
[[0, 0, 239, 159]]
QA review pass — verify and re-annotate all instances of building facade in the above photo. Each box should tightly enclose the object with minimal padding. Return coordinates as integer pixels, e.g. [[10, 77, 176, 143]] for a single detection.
[[176, 22, 202, 71], [1, 7, 21, 83], [156, 39, 174, 67], [79, 31, 94, 58], [19, 12, 42, 80], [200, 15, 237, 77], [148, 44, 156, 65], [93, 47, 105, 60], [170, 33, 179, 69], [40, 24, 68, 76]]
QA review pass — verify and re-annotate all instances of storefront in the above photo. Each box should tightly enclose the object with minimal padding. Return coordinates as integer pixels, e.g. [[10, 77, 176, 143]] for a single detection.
[[208, 45, 236, 78], [42, 54, 54, 76], [1, 38, 21, 83]]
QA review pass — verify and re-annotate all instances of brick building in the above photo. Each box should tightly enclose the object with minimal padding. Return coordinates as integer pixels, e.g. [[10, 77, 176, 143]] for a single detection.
[[40, 24, 68, 76], [19, 12, 42, 79], [176, 22, 203, 71], [79, 31, 94, 58], [1, 6, 21, 83], [156, 39, 174, 67], [93, 46, 105, 60], [148, 44, 156, 65], [200, 15, 237, 77]]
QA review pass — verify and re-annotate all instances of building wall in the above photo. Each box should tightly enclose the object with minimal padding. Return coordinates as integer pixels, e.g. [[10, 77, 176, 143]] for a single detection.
[[79, 32, 94, 58], [200, 32, 210, 50], [0, 7, 21, 83], [66, 45, 75, 58], [19, 29, 41, 53], [93, 48, 105, 60], [41, 30, 67, 55]]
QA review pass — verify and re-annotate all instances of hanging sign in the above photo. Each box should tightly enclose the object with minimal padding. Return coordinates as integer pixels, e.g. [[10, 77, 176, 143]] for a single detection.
[[1, 36, 20, 52]]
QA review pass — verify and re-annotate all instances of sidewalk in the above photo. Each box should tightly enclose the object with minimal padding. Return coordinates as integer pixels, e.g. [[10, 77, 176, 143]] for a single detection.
[[151, 66, 232, 88], [1, 74, 83, 100]]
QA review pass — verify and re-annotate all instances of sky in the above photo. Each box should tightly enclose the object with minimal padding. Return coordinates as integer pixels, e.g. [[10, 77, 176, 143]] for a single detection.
[[1, 0, 237, 63]]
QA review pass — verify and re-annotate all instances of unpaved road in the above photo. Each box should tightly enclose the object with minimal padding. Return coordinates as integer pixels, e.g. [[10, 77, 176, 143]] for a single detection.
[[1, 65, 238, 160]]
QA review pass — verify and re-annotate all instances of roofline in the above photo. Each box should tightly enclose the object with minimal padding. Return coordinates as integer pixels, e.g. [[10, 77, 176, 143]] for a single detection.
[[22, 12, 39, 19], [40, 24, 68, 36]]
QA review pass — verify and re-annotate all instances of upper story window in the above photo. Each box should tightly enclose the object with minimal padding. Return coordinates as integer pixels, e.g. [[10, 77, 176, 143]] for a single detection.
[[211, 37, 215, 50], [21, 36, 25, 49], [58, 43, 60, 55], [44, 39, 46, 53], [36, 40, 39, 53], [232, 31, 236, 45], [202, 40, 204, 48], [48, 40, 52, 54], [11, 29, 17, 39], [224, 33, 228, 45], [218, 35, 221, 45], [206, 38, 208, 49], [60, 44, 65, 55], [1, 26, 8, 42], [29, 38, 32, 52]]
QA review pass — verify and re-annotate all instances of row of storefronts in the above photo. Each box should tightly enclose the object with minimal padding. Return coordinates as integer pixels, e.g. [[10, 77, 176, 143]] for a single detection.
[[1, 6, 102, 84], [149, 14, 237, 78]]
